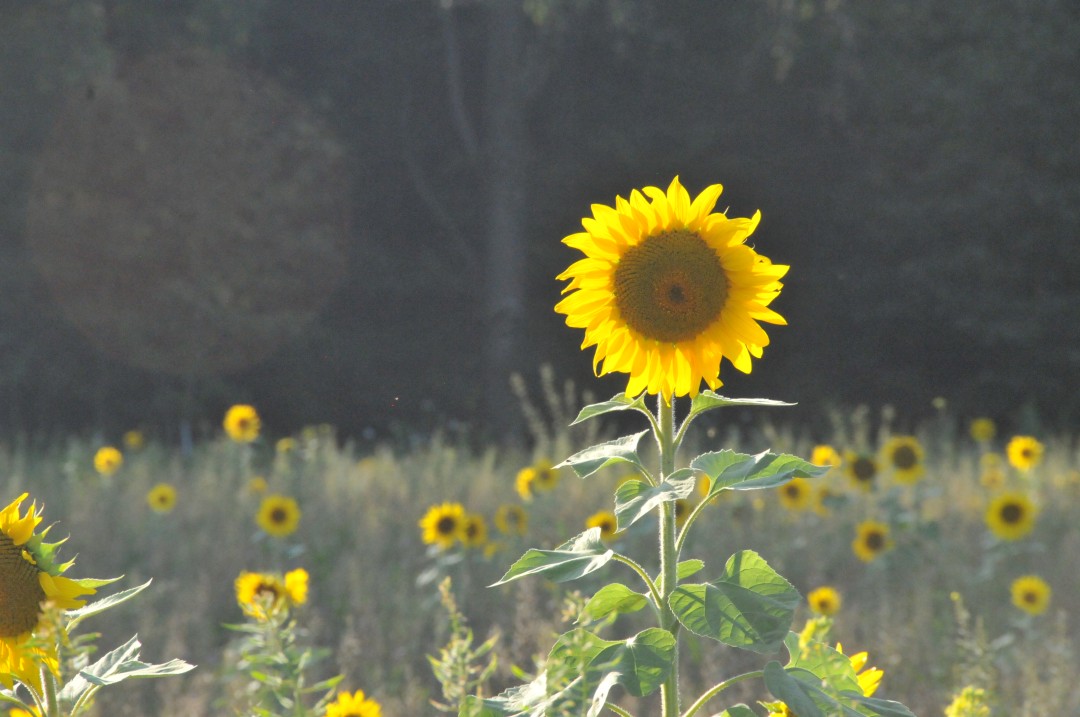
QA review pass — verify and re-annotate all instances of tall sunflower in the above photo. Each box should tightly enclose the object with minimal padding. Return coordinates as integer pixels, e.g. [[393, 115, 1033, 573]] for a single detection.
[[1010, 575, 1051, 616], [555, 177, 787, 399], [1005, 435, 1043, 472]]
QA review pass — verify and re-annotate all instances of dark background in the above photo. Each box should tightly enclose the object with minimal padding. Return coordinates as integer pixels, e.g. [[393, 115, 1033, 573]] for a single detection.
[[2, 0, 1078, 443]]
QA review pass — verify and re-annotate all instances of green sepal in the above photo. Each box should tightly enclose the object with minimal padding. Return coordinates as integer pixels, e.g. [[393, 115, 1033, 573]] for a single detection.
[[692, 449, 828, 496], [556, 431, 649, 480], [614, 468, 696, 530], [687, 391, 795, 422], [716, 706, 758, 717], [668, 550, 800, 654], [677, 559, 705, 580], [570, 393, 651, 426], [66, 579, 149, 631], [490, 528, 613, 587], [58, 635, 195, 705], [581, 583, 649, 622], [589, 627, 675, 699]]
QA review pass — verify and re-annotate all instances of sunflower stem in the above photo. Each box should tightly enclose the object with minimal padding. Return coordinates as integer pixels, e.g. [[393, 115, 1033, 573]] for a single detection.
[[40, 663, 60, 717], [656, 395, 680, 717]]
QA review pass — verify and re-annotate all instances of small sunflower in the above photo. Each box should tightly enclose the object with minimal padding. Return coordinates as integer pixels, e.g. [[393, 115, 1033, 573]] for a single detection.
[[224, 404, 261, 443], [324, 688, 382, 717], [810, 444, 842, 470], [122, 429, 145, 450], [1006, 435, 1044, 472], [968, 418, 996, 443], [807, 586, 842, 616], [256, 494, 301, 538], [461, 514, 488, 549], [146, 483, 177, 513], [494, 504, 528, 536], [844, 453, 878, 491], [235, 567, 308, 621], [985, 491, 1037, 541], [531, 459, 560, 492], [93, 445, 123, 476], [776, 477, 812, 511], [585, 510, 619, 540], [1010, 575, 1051, 616], [515, 466, 537, 501], [882, 435, 925, 484], [555, 177, 787, 400], [852, 520, 892, 562], [419, 502, 465, 549], [276, 437, 297, 454]]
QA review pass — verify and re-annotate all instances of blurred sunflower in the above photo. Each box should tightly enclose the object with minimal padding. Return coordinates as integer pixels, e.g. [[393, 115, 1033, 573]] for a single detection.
[[235, 567, 308, 621], [844, 453, 878, 491], [882, 435, 924, 484], [531, 459, 560, 492], [1010, 575, 1051, 616], [146, 483, 177, 513], [555, 177, 787, 400], [776, 477, 812, 511], [419, 502, 465, 549], [1005, 435, 1043, 472], [275, 437, 297, 454], [224, 404, 261, 443], [585, 510, 619, 540], [0, 493, 97, 693], [93, 445, 123, 476], [807, 586, 842, 616], [122, 429, 145, 451], [8, 706, 42, 717], [461, 514, 488, 549], [810, 444, 842, 471], [968, 418, 996, 443], [256, 494, 301, 538], [852, 520, 892, 562], [325, 688, 382, 717], [247, 476, 269, 495], [494, 504, 528, 536], [515, 466, 537, 501], [985, 491, 1037, 541]]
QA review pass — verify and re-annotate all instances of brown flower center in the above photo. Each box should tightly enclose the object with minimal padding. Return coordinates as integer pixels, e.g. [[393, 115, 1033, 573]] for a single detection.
[[852, 457, 876, 482], [892, 445, 918, 470], [270, 507, 289, 524], [864, 531, 885, 551], [0, 533, 46, 638], [1000, 503, 1023, 524], [436, 516, 457, 535]]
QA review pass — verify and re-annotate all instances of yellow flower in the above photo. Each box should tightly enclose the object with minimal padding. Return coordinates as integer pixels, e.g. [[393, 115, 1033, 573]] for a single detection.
[[9, 706, 43, 717], [1005, 435, 1043, 472], [256, 494, 301, 538], [223, 404, 261, 443], [985, 491, 1037, 541], [585, 510, 619, 540], [944, 685, 991, 717], [324, 688, 382, 717], [852, 520, 892, 562], [766, 643, 881, 716], [776, 477, 812, 511], [844, 452, 878, 491], [807, 586, 842, 616], [515, 466, 537, 501], [494, 504, 528, 536], [419, 503, 465, 549], [235, 568, 308, 621], [247, 476, 269, 494], [555, 177, 787, 400], [531, 459, 560, 492], [810, 444, 842, 470], [122, 429, 145, 450], [461, 514, 488, 549], [1010, 575, 1051, 616], [968, 418, 996, 443], [93, 445, 123, 476], [881, 435, 924, 484], [276, 437, 297, 454], [146, 483, 177, 513]]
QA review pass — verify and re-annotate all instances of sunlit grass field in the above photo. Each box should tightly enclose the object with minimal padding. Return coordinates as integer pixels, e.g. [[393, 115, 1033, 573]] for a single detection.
[[3, 376, 1079, 715]]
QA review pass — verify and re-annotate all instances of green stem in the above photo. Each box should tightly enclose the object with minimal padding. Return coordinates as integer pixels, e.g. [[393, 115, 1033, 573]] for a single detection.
[[674, 490, 721, 555], [612, 553, 663, 616], [606, 703, 635, 717], [680, 670, 763, 717], [656, 395, 680, 717], [40, 664, 60, 717]]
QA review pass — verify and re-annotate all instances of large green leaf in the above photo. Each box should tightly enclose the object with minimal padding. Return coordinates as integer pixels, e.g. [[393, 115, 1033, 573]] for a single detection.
[[668, 550, 799, 654], [556, 431, 649, 480], [59, 635, 195, 706], [570, 393, 651, 426], [687, 391, 795, 422], [613, 469, 696, 530], [764, 657, 916, 717], [692, 449, 828, 496], [589, 627, 675, 698], [491, 528, 613, 587], [65, 580, 153, 631], [783, 632, 861, 693], [581, 583, 649, 622]]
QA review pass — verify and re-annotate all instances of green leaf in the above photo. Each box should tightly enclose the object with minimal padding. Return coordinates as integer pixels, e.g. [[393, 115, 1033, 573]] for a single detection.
[[59, 635, 195, 704], [589, 627, 675, 698], [843, 694, 917, 717], [570, 393, 651, 426], [716, 706, 759, 717], [677, 559, 705, 580], [692, 449, 828, 496], [687, 391, 795, 422], [66, 580, 153, 631], [763, 663, 830, 717], [783, 632, 861, 693], [491, 528, 614, 587], [613, 468, 696, 530], [668, 550, 800, 654], [556, 431, 649, 480], [581, 583, 649, 621]]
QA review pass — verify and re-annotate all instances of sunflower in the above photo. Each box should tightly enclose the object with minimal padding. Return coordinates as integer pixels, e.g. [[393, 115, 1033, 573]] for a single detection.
[[555, 177, 787, 400], [968, 418, 996, 443], [494, 504, 528, 536], [1006, 435, 1044, 472], [461, 514, 488, 549], [985, 491, 1037, 541], [419, 502, 465, 549], [515, 466, 537, 501], [93, 445, 123, 476], [247, 476, 269, 495], [852, 520, 892, 562], [810, 444, 842, 471], [146, 483, 177, 513], [807, 586, 842, 616], [531, 459, 560, 492], [324, 688, 382, 717], [1010, 575, 1051, 616], [882, 435, 925, 484], [0, 494, 97, 693], [276, 437, 297, 454], [765, 643, 881, 716], [224, 404, 261, 443], [9, 707, 43, 717], [585, 510, 619, 540], [235, 568, 308, 621], [122, 429, 145, 451], [844, 453, 878, 491], [256, 494, 301, 538], [776, 477, 812, 511]]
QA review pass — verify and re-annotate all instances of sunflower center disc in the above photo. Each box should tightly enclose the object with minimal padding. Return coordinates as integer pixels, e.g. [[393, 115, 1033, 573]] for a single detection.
[[0, 533, 46, 638], [1001, 503, 1023, 524], [613, 230, 728, 343], [893, 446, 918, 470], [865, 532, 884, 551], [853, 458, 876, 481], [436, 517, 457, 535]]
